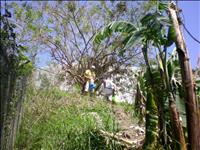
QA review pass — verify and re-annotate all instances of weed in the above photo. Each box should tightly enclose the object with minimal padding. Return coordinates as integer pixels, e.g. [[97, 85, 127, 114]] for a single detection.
[[15, 86, 123, 150]]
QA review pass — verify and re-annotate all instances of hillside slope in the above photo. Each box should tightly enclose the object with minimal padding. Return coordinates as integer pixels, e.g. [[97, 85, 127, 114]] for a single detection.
[[15, 86, 144, 150]]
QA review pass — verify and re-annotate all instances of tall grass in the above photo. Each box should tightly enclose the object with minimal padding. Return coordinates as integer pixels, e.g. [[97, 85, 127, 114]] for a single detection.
[[15, 86, 123, 150]]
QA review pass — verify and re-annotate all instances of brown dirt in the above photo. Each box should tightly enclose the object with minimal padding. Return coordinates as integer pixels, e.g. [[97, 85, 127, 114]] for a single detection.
[[110, 104, 145, 148]]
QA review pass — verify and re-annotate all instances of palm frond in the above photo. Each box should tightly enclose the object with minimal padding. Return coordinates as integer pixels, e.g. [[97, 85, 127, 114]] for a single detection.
[[94, 21, 137, 44]]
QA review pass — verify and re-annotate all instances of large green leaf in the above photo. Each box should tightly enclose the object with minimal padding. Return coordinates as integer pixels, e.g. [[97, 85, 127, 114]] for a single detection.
[[94, 21, 137, 44], [166, 26, 176, 47], [109, 21, 136, 33], [167, 60, 174, 80], [140, 11, 171, 46], [143, 92, 158, 149], [158, 2, 168, 12], [94, 26, 112, 44], [140, 12, 169, 27], [140, 13, 154, 26], [124, 30, 144, 49], [156, 16, 171, 26], [156, 54, 164, 72]]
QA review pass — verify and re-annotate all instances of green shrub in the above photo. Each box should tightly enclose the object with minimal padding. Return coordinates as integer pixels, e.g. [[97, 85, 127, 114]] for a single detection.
[[15, 86, 121, 150]]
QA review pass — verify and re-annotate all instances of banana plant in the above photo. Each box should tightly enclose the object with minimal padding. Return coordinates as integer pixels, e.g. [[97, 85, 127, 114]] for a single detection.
[[94, 2, 186, 149], [134, 71, 146, 124], [168, 3, 200, 149], [143, 91, 159, 150], [135, 69, 162, 149]]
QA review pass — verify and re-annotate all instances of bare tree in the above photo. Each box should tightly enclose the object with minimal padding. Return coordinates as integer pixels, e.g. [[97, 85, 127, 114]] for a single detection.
[[11, 1, 144, 88]]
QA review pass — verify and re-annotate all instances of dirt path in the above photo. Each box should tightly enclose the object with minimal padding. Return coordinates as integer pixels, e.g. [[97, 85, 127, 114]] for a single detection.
[[83, 98, 145, 148], [110, 104, 145, 149]]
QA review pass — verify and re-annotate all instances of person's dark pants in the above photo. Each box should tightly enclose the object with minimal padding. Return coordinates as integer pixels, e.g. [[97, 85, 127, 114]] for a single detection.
[[81, 81, 86, 95]]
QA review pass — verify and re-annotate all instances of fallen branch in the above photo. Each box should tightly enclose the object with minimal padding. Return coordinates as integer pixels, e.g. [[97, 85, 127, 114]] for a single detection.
[[99, 130, 143, 148]]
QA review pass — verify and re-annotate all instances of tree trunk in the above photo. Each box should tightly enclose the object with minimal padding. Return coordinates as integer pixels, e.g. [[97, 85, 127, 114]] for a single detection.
[[169, 3, 200, 149], [158, 48, 186, 149], [169, 93, 187, 150], [0, 68, 11, 150], [7, 77, 26, 150]]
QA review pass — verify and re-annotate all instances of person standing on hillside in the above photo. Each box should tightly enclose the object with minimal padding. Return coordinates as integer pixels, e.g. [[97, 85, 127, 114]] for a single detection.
[[83, 65, 96, 96], [98, 78, 117, 102]]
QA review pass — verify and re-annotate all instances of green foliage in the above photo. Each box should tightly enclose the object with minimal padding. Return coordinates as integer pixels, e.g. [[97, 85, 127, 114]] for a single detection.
[[15, 86, 121, 150], [167, 49, 184, 99], [94, 21, 136, 44], [158, 2, 168, 12], [17, 52, 33, 76], [123, 29, 144, 50], [143, 92, 158, 150], [134, 75, 146, 123], [166, 26, 176, 47], [1, 11, 33, 77], [67, 2, 76, 12], [118, 102, 139, 122], [196, 79, 200, 97], [27, 23, 37, 31], [94, 1, 188, 149], [1, 9, 34, 149], [39, 73, 51, 90], [11, 1, 145, 87], [94, 2, 174, 50]]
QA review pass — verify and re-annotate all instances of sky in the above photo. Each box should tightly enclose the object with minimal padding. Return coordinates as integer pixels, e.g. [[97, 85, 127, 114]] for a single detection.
[[178, 1, 200, 68]]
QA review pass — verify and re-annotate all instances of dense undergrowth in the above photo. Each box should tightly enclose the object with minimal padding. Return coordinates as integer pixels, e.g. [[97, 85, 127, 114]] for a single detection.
[[15, 86, 134, 150]]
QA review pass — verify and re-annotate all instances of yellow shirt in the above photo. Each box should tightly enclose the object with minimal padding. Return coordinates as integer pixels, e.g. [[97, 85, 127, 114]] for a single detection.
[[84, 69, 95, 80]]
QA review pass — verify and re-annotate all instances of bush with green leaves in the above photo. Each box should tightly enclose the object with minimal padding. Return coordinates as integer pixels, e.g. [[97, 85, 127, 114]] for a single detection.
[[15, 86, 124, 150]]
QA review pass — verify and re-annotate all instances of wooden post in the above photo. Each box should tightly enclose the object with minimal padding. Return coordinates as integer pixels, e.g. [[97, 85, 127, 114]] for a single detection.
[[168, 3, 200, 149]]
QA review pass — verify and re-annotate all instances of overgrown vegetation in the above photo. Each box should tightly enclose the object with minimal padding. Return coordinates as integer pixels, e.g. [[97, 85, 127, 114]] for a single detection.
[[0, 8, 33, 149], [94, 1, 200, 149], [1, 1, 200, 150], [15, 86, 126, 149]]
